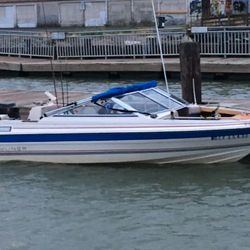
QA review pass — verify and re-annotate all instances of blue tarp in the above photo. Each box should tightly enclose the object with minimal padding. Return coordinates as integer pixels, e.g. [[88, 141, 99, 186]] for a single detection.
[[91, 80, 157, 102]]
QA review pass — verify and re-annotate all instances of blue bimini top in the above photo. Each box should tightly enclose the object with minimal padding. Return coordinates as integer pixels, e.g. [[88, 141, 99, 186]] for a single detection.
[[91, 80, 157, 103]]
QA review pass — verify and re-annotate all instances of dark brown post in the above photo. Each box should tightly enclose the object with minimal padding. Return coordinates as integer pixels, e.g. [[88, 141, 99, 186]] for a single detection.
[[179, 40, 202, 104], [202, 0, 211, 19], [201, 0, 210, 25]]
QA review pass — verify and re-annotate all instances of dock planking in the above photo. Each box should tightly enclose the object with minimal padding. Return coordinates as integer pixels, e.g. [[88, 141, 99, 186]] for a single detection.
[[0, 56, 250, 74], [0, 89, 89, 107], [0, 89, 90, 119]]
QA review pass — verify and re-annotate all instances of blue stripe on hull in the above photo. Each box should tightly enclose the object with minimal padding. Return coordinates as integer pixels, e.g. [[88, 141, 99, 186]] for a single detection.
[[0, 127, 250, 143]]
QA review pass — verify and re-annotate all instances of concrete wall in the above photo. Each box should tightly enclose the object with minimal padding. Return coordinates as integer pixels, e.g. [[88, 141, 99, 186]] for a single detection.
[[85, 1, 107, 27], [37, 2, 59, 26], [59, 2, 84, 26], [108, 0, 132, 26], [108, 0, 188, 26], [0, 3, 37, 28], [0, 5, 15, 28], [0, 0, 189, 28], [16, 4, 37, 27], [132, 0, 153, 24], [159, 0, 188, 25]]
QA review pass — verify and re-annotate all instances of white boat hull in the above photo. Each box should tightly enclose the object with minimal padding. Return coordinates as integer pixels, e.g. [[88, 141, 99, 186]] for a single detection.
[[1, 146, 249, 164], [1, 82, 250, 165], [0, 129, 250, 164]]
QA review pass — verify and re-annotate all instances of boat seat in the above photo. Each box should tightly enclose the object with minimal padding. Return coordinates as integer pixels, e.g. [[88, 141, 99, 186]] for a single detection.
[[0, 103, 15, 108], [28, 104, 58, 121], [233, 113, 250, 119], [0, 114, 10, 120], [177, 105, 201, 117]]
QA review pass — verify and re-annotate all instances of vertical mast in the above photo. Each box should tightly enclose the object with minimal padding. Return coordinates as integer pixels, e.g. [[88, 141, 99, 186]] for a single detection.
[[42, 2, 59, 106], [151, 0, 169, 92]]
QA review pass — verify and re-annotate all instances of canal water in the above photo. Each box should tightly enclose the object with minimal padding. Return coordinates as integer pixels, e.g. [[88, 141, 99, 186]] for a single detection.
[[0, 76, 250, 250]]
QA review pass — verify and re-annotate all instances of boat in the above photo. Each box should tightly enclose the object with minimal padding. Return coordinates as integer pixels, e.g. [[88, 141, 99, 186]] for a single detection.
[[0, 80, 250, 164]]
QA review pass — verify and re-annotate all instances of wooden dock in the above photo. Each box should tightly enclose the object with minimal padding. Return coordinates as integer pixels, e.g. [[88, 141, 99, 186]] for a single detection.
[[0, 56, 250, 74], [0, 89, 248, 108], [0, 89, 91, 120], [0, 89, 89, 107]]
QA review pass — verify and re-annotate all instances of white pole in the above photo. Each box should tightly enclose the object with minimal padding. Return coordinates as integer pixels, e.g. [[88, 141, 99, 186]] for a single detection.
[[151, 0, 169, 92], [192, 78, 197, 105]]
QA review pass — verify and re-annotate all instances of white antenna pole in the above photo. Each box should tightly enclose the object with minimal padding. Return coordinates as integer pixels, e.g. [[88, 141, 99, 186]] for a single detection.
[[192, 78, 197, 105], [151, 0, 169, 92]]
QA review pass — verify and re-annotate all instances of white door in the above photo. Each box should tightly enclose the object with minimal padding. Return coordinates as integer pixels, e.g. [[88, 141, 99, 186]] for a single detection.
[[16, 5, 37, 28], [85, 2, 107, 27], [0, 6, 15, 28], [59, 3, 84, 26]]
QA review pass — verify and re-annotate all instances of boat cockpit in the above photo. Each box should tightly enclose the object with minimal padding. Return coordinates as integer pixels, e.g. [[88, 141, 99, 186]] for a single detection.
[[24, 80, 249, 121], [44, 80, 189, 119]]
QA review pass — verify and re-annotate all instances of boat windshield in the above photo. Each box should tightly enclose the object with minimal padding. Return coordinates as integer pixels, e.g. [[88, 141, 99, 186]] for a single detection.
[[116, 88, 187, 114], [62, 100, 127, 115], [48, 86, 188, 117], [141, 89, 187, 110], [117, 93, 166, 113]]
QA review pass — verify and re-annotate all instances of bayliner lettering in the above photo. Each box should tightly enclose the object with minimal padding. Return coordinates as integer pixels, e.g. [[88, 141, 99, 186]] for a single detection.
[[211, 134, 249, 140], [0, 146, 27, 152]]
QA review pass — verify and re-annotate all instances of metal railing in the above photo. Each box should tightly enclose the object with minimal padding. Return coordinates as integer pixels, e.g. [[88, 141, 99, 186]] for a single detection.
[[0, 33, 54, 58], [193, 29, 250, 56], [0, 28, 248, 59], [56, 31, 185, 59]]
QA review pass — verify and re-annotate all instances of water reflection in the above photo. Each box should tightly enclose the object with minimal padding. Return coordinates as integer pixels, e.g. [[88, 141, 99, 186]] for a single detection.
[[1, 161, 250, 249], [1, 162, 250, 249], [0, 75, 249, 100]]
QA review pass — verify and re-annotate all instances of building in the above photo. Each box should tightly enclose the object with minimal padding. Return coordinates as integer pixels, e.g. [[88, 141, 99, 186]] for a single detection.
[[0, 0, 248, 29], [0, 0, 189, 28]]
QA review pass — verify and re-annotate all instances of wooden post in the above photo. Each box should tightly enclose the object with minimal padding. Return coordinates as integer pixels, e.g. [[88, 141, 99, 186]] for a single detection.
[[179, 40, 202, 104]]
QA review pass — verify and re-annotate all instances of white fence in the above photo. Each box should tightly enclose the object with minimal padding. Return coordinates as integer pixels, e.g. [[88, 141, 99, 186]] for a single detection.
[[56, 31, 185, 59], [0, 28, 248, 59], [193, 29, 250, 56], [0, 31, 54, 57]]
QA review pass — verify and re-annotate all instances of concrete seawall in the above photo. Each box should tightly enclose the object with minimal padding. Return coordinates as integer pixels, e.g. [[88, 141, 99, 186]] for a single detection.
[[0, 56, 250, 74]]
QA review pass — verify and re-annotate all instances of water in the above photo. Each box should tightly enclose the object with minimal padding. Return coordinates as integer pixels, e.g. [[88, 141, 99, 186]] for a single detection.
[[1, 162, 250, 250], [0, 76, 250, 250], [0, 75, 250, 99]]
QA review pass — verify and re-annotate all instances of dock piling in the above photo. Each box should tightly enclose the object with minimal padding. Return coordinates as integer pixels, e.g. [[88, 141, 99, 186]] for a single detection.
[[179, 40, 202, 104]]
